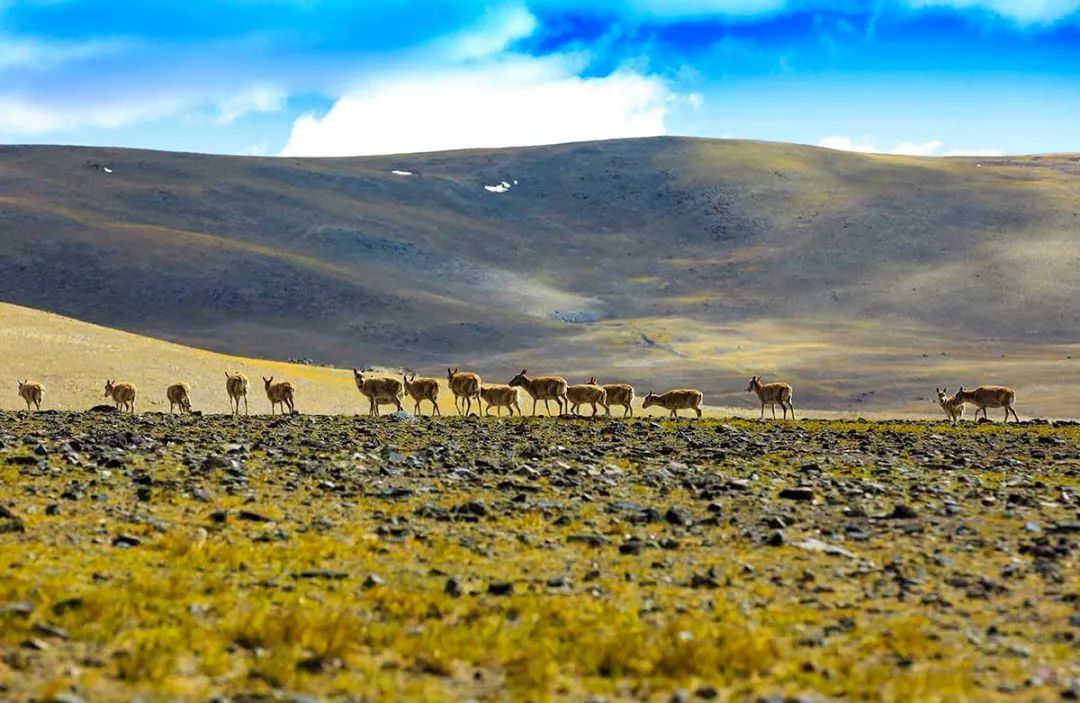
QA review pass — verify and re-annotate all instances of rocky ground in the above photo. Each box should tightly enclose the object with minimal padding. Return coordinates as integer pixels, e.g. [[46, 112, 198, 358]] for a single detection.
[[1, 410, 1079, 702]]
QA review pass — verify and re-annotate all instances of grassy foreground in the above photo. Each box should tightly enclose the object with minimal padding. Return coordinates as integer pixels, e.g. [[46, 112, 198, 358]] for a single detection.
[[1, 412, 1079, 702]]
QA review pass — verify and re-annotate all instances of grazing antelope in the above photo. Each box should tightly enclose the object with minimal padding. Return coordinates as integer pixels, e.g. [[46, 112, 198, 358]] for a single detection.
[[642, 389, 703, 419], [936, 387, 965, 424], [746, 376, 794, 420], [566, 378, 610, 417], [508, 370, 569, 416], [403, 373, 440, 416], [479, 384, 522, 416], [595, 378, 634, 417], [447, 368, 482, 416], [354, 369, 404, 416], [166, 382, 192, 414], [955, 385, 1019, 423], [263, 376, 295, 415], [104, 379, 137, 413], [225, 372, 249, 416], [17, 380, 43, 411]]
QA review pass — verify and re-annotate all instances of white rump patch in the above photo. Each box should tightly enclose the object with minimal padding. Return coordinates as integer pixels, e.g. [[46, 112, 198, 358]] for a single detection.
[[102, 167, 113, 173]]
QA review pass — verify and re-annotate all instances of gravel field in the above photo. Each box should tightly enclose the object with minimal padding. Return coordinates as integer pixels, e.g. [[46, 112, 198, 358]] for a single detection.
[[2, 411, 1079, 702]]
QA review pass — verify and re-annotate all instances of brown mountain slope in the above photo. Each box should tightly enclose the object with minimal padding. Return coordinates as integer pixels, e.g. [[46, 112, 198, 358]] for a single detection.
[[0, 137, 1077, 415]]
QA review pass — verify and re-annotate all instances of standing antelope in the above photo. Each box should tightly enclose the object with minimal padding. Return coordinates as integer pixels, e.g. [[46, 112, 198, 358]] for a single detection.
[[508, 370, 569, 416], [479, 384, 522, 416], [104, 379, 137, 413], [936, 387, 965, 424], [354, 370, 404, 416], [166, 382, 192, 414], [642, 389, 703, 419], [17, 380, 43, 411], [955, 385, 1019, 423], [447, 368, 482, 416], [594, 378, 634, 417], [746, 376, 794, 420], [225, 372, 249, 416], [402, 374, 440, 416], [263, 376, 295, 415], [566, 378, 610, 417]]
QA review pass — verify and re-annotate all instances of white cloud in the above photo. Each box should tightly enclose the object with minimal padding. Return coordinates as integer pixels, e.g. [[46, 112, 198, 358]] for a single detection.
[[818, 136, 1002, 157], [904, 0, 1080, 23], [0, 36, 126, 71], [535, 0, 790, 19], [214, 85, 286, 125], [0, 94, 189, 134], [818, 135, 881, 152], [443, 2, 538, 60], [0, 84, 286, 136], [890, 139, 945, 156], [282, 57, 678, 157], [240, 142, 270, 156]]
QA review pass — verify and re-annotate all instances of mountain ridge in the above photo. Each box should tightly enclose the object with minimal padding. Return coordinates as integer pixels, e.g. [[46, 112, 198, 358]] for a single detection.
[[2, 136, 1078, 414]]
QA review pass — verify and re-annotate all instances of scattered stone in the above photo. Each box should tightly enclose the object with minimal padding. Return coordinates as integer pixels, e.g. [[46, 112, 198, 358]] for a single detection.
[[112, 533, 142, 548], [0, 505, 25, 533], [487, 581, 513, 596], [779, 487, 814, 502], [889, 504, 919, 519]]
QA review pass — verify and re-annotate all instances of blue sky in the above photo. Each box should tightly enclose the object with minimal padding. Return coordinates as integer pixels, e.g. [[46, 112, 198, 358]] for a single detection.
[[1, 0, 1077, 156]]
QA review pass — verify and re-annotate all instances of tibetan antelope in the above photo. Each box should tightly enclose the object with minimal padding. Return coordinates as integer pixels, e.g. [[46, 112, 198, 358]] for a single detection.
[[746, 376, 794, 420], [17, 380, 43, 411], [508, 370, 569, 416], [104, 380, 137, 413], [956, 385, 1019, 423], [642, 389, 703, 419], [263, 376, 295, 415]]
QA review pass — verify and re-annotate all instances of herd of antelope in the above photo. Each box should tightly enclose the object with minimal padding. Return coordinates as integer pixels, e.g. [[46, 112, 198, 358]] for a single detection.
[[12, 371, 1023, 423]]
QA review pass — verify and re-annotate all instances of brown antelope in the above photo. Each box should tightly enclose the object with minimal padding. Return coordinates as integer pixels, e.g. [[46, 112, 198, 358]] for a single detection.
[[508, 369, 569, 416], [104, 379, 137, 413], [642, 389, 703, 419], [17, 380, 43, 411], [955, 385, 1019, 423], [447, 368, 482, 415], [936, 387, 965, 424], [166, 382, 192, 414], [746, 376, 794, 420], [263, 376, 295, 415], [403, 373, 440, 416], [595, 378, 634, 417], [354, 369, 404, 416], [566, 378, 610, 417], [225, 372, 249, 416], [479, 384, 522, 416]]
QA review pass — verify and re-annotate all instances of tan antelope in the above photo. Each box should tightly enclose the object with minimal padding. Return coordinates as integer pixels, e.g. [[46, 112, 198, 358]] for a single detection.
[[447, 368, 482, 416], [402, 373, 440, 416], [596, 378, 634, 417], [955, 385, 1019, 423], [225, 372, 249, 416], [746, 376, 794, 420], [479, 384, 522, 416], [263, 376, 295, 415], [166, 382, 192, 414], [642, 389, 703, 419], [566, 378, 610, 417], [508, 369, 569, 416], [104, 379, 137, 413], [17, 380, 43, 411], [354, 370, 404, 416], [936, 387, 965, 424]]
